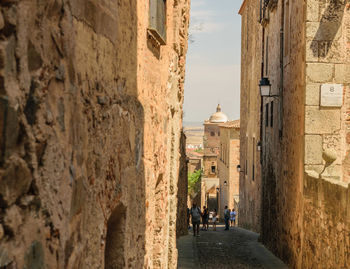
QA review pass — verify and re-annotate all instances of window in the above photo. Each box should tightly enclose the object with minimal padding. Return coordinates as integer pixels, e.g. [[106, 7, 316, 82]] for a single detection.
[[210, 132, 215, 136], [265, 103, 269, 127], [284, 0, 290, 57], [211, 166, 216, 173], [149, 0, 166, 45], [252, 137, 255, 181], [265, 37, 269, 76], [218, 131, 220, 136], [270, 101, 274, 127]]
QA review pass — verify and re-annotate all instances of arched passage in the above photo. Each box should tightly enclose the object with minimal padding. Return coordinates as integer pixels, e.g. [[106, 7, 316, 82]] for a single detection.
[[104, 204, 126, 269]]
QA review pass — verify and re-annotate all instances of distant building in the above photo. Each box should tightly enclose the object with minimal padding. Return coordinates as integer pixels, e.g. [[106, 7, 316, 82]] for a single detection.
[[201, 104, 228, 211], [186, 150, 202, 174], [218, 120, 240, 220]]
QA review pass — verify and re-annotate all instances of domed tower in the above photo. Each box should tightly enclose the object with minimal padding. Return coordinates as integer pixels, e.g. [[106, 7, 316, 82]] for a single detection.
[[204, 104, 228, 157], [201, 104, 229, 210], [203, 105, 228, 177]]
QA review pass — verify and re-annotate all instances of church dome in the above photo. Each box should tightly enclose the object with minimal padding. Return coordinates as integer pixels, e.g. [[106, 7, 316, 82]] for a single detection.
[[209, 104, 228, 123]]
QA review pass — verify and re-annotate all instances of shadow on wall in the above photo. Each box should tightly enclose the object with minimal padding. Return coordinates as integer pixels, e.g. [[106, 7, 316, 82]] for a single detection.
[[102, 1, 147, 268], [310, 0, 345, 57]]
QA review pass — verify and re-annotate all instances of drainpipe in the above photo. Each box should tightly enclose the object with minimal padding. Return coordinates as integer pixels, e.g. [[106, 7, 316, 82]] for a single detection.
[[279, 0, 285, 139], [260, 12, 265, 165]]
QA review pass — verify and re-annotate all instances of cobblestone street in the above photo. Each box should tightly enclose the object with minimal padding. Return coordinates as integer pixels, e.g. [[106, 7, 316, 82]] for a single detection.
[[177, 225, 288, 269]]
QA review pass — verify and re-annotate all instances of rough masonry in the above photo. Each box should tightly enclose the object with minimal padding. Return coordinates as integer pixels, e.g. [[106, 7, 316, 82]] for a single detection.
[[239, 0, 350, 268], [0, 0, 190, 268]]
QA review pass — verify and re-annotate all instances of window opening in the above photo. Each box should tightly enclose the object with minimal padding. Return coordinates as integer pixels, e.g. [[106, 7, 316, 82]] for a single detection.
[[265, 103, 269, 127], [105, 205, 126, 268], [270, 101, 274, 127], [149, 0, 167, 45]]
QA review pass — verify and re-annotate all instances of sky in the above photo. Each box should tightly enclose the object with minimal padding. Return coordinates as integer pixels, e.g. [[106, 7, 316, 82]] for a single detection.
[[183, 0, 243, 123]]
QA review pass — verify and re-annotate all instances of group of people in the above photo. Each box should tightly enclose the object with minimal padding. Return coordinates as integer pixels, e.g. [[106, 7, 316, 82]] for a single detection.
[[224, 205, 237, 230], [187, 203, 237, 236]]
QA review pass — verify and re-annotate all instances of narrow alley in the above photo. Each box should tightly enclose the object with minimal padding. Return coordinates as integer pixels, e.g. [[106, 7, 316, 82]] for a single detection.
[[177, 225, 287, 269]]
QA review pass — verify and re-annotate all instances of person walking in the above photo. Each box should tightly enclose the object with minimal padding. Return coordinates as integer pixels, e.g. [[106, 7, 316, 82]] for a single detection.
[[224, 206, 230, 230], [190, 203, 201, 236], [231, 208, 237, 226], [212, 209, 217, 231], [230, 208, 237, 227], [202, 206, 209, 231], [187, 207, 190, 229]]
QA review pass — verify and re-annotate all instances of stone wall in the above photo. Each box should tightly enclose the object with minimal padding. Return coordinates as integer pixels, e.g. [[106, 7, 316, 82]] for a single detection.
[[0, 0, 190, 268], [302, 174, 350, 268], [176, 131, 188, 238], [218, 124, 240, 220], [240, 0, 350, 268], [238, 0, 262, 233]]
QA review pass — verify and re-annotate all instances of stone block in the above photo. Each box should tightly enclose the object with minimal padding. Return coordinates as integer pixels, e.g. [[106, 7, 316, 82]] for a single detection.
[[306, 63, 334, 83], [305, 135, 323, 165], [306, 0, 319, 22], [306, 40, 319, 62], [70, 176, 86, 217], [305, 106, 340, 134], [24, 241, 44, 269], [323, 135, 341, 165], [0, 97, 19, 162], [306, 22, 342, 41], [334, 64, 350, 84], [305, 83, 320, 106], [0, 156, 32, 205], [0, 247, 12, 267]]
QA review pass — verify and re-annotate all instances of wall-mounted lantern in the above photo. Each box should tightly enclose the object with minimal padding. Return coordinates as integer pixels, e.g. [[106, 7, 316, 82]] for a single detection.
[[257, 141, 262, 151], [224, 181, 227, 186], [237, 165, 245, 173], [259, 77, 279, 97], [259, 77, 272, 97]]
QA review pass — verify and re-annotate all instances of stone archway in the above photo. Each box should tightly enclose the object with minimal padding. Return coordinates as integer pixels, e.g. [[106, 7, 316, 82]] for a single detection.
[[104, 204, 126, 269]]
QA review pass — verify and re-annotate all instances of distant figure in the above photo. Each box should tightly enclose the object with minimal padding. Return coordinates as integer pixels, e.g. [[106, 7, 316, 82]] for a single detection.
[[187, 207, 190, 229], [202, 206, 209, 231], [230, 208, 237, 227], [212, 209, 217, 231], [224, 206, 230, 230], [190, 203, 201, 236]]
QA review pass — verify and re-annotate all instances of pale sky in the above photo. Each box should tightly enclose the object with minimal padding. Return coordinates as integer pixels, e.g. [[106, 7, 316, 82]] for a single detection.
[[183, 0, 242, 123]]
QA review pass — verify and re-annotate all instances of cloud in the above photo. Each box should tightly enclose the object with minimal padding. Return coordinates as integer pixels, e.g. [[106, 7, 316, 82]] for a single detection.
[[191, 0, 206, 8]]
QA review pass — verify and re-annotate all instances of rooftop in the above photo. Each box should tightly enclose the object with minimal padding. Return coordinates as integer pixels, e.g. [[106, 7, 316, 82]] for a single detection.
[[219, 120, 240, 129], [207, 104, 228, 123]]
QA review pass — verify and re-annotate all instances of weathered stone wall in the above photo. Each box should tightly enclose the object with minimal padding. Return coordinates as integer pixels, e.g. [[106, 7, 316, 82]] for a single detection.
[[218, 125, 240, 220], [241, 0, 350, 268], [187, 158, 201, 174], [176, 131, 188, 238], [259, 0, 306, 267], [305, 0, 350, 183], [302, 174, 350, 268], [0, 0, 190, 268], [238, 0, 262, 233]]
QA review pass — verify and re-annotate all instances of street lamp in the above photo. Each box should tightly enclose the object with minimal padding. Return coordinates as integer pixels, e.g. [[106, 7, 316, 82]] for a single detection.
[[259, 77, 272, 97], [259, 77, 279, 97], [216, 187, 220, 192], [257, 141, 262, 151], [237, 165, 245, 173]]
